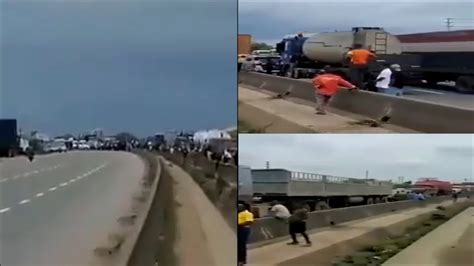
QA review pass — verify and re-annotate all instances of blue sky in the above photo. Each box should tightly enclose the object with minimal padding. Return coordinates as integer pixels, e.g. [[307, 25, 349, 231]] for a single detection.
[[239, 134, 474, 182], [239, 0, 474, 44], [1, 0, 237, 136]]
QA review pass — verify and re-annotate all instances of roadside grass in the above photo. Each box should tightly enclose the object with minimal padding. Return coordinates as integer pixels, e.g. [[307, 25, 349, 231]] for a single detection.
[[332, 202, 471, 266]]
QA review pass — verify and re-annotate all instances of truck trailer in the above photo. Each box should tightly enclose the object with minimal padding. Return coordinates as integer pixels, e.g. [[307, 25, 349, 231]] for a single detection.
[[397, 29, 474, 93], [0, 119, 19, 157], [250, 168, 393, 212]]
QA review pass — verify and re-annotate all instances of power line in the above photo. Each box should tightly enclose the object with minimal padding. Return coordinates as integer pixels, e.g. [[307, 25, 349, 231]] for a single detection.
[[445, 17, 474, 31]]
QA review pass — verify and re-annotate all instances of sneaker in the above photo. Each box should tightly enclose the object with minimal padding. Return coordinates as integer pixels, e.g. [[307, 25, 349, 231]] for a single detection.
[[316, 111, 326, 115], [304, 242, 312, 247], [287, 242, 299, 245]]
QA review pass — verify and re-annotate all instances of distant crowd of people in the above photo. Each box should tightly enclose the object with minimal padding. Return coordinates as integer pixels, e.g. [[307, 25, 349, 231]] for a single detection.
[[155, 141, 237, 168]]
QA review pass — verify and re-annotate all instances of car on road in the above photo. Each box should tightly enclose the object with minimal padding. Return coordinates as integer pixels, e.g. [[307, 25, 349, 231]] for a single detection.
[[242, 55, 281, 73]]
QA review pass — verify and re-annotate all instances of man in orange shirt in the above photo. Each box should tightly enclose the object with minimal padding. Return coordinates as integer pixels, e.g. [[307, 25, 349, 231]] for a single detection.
[[346, 43, 376, 88], [312, 67, 358, 115]]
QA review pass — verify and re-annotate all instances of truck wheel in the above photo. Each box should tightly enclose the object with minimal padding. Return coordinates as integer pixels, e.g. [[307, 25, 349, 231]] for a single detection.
[[315, 201, 330, 210], [374, 197, 381, 204], [381, 197, 389, 203], [455, 76, 474, 94], [366, 198, 374, 205]]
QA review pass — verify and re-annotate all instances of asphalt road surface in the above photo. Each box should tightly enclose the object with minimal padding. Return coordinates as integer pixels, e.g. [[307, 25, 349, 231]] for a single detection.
[[0, 151, 145, 266], [402, 86, 474, 110]]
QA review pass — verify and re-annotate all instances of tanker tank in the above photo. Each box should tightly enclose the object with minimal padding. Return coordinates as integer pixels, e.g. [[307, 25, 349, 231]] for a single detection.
[[302, 29, 403, 64]]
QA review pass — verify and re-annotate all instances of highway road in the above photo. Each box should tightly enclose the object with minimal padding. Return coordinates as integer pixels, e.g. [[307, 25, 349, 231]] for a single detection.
[[402, 86, 474, 110], [0, 151, 145, 266]]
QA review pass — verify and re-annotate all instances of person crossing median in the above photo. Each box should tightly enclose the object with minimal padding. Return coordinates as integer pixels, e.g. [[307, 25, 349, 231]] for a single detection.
[[312, 66, 358, 115]]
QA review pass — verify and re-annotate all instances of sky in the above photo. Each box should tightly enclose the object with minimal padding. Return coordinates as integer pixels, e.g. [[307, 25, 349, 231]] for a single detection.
[[239, 0, 474, 44], [239, 134, 474, 183], [0, 0, 237, 137]]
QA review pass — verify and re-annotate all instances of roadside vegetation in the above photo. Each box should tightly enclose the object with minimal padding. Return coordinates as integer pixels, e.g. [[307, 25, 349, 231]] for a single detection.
[[332, 202, 471, 266]]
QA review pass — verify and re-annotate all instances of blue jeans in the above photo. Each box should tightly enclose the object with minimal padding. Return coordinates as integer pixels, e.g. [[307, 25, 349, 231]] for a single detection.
[[378, 87, 403, 96], [238, 226, 251, 264]]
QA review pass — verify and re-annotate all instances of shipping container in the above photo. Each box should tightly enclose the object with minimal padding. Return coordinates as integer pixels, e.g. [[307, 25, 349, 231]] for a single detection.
[[238, 34, 252, 55]]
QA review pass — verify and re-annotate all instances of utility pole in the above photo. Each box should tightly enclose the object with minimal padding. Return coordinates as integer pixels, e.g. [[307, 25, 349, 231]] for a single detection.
[[445, 18, 453, 31], [365, 170, 369, 179], [265, 161, 270, 169]]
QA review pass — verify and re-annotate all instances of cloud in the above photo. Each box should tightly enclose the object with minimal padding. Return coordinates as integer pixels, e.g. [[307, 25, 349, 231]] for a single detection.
[[239, 134, 474, 182], [1, 0, 237, 136], [239, 0, 474, 42]]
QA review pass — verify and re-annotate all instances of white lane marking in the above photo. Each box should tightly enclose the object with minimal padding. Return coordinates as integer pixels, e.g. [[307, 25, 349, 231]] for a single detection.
[[19, 199, 31, 205], [49, 187, 57, 192], [2, 164, 63, 183], [411, 88, 445, 95], [59, 182, 68, 187], [0, 207, 11, 213], [36, 193, 45, 198]]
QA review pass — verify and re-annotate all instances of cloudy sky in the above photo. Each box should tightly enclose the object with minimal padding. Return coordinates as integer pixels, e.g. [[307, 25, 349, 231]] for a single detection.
[[1, 0, 236, 136], [239, 134, 474, 183], [239, 0, 474, 44]]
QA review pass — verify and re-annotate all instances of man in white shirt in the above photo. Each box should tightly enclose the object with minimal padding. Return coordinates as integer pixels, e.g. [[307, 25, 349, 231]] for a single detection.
[[375, 64, 392, 93], [269, 201, 291, 221], [376, 64, 403, 96]]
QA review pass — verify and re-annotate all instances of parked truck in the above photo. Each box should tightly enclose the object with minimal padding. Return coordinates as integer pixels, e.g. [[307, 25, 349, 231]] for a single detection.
[[238, 165, 253, 203], [0, 119, 19, 157], [249, 168, 393, 212], [275, 27, 474, 93], [412, 178, 453, 196], [276, 27, 421, 79], [397, 29, 474, 93]]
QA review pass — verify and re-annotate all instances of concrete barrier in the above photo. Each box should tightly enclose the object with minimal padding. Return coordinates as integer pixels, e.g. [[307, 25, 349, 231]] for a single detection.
[[239, 72, 474, 133], [248, 196, 452, 244]]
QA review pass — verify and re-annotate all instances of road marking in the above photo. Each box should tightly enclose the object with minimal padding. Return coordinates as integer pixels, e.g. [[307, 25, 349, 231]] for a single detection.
[[36, 193, 45, 198], [2, 164, 63, 184], [49, 186, 57, 192], [0, 208, 11, 213], [411, 88, 445, 95], [59, 182, 68, 187], [19, 199, 31, 205]]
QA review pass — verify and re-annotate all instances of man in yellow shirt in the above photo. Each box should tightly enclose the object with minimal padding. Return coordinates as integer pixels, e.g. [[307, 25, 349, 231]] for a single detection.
[[238, 202, 254, 266]]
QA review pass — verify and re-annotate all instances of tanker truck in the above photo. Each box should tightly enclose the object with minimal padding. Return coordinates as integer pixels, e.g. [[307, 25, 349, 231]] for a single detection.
[[250, 168, 393, 212], [275, 27, 422, 80]]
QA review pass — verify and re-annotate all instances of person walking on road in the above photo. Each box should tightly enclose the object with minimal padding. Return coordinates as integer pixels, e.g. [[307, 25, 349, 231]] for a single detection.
[[312, 67, 358, 115], [452, 191, 459, 203], [346, 43, 376, 88], [376, 64, 404, 96], [287, 203, 312, 246], [390, 64, 405, 96], [238, 202, 254, 266]]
